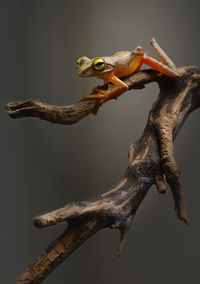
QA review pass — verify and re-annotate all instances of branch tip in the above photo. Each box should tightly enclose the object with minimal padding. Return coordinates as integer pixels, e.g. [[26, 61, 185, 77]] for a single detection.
[[155, 174, 167, 194], [117, 215, 134, 257]]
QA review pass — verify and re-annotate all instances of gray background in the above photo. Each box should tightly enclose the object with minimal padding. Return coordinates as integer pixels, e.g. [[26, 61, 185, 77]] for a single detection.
[[1, 0, 200, 283]]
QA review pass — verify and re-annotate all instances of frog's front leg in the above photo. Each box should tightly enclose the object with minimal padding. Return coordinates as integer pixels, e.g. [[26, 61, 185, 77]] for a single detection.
[[82, 86, 111, 102], [82, 74, 128, 103]]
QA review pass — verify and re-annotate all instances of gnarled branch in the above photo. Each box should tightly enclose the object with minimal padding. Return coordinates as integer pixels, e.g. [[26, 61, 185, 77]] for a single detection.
[[6, 66, 200, 284], [5, 69, 158, 124]]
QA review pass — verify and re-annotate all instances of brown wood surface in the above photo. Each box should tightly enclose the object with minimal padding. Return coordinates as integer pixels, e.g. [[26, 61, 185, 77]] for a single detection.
[[6, 66, 200, 284]]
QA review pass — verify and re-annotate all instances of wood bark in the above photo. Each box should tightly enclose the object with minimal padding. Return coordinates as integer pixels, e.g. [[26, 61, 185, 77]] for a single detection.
[[5, 66, 200, 284]]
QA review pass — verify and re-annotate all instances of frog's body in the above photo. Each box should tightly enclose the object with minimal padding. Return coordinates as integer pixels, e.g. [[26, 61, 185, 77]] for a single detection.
[[77, 38, 180, 103], [104, 49, 143, 78], [78, 47, 143, 82]]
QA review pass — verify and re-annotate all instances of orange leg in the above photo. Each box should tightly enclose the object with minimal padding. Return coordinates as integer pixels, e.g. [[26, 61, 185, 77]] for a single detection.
[[150, 38, 177, 70], [142, 38, 180, 79], [82, 85, 112, 101], [82, 73, 128, 103]]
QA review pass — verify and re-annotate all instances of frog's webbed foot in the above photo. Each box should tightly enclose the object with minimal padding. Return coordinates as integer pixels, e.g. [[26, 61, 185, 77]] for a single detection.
[[82, 78, 128, 115], [92, 85, 109, 94], [82, 92, 110, 102], [82, 84, 115, 115], [82, 84, 112, 103]]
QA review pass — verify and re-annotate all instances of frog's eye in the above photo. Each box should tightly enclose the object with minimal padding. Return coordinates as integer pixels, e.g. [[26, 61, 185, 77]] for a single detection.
[[93, 58, 105, 70], [77, 58, 82, 66]]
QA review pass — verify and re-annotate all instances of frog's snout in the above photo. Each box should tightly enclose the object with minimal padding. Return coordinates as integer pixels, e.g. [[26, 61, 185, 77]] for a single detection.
[[78, 69, 87, 77], [78, 67, 92, 77]]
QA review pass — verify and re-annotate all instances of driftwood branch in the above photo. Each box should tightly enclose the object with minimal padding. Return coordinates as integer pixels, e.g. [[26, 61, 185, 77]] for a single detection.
[[6, 66, 200, 284], [6, 69, 158, 124]]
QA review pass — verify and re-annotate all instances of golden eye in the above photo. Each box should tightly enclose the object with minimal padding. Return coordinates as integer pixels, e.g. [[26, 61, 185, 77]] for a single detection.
[[77, 58, 82, 66], [93, 58, 105, 70]]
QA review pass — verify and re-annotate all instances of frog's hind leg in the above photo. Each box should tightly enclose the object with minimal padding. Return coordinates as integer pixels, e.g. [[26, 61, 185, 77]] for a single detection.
[[150, 38, 177, 70], [142, 38, 180, 79]]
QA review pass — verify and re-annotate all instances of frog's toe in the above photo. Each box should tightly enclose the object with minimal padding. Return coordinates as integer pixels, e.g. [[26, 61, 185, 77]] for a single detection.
[[92, 85, 102, 93], [82, 94, 92, 100], [82, 93, 108, 101], [92, 87, 108, 96]]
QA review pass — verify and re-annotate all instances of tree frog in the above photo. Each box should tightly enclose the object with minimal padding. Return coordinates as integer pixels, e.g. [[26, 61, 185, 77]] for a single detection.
[[77, 38, 180, 103]]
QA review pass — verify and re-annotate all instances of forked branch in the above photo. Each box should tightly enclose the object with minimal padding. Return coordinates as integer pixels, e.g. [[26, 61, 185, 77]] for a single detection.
[[6, 66, 200, 284]]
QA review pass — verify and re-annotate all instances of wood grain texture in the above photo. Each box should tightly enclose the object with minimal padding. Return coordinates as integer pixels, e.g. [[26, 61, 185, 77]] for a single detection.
[[6, 66, 200, 284], [5, 69, 157, 124]]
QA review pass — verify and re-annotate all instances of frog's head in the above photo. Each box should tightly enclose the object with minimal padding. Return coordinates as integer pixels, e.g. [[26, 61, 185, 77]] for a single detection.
[[77, 56, 114, 78]]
